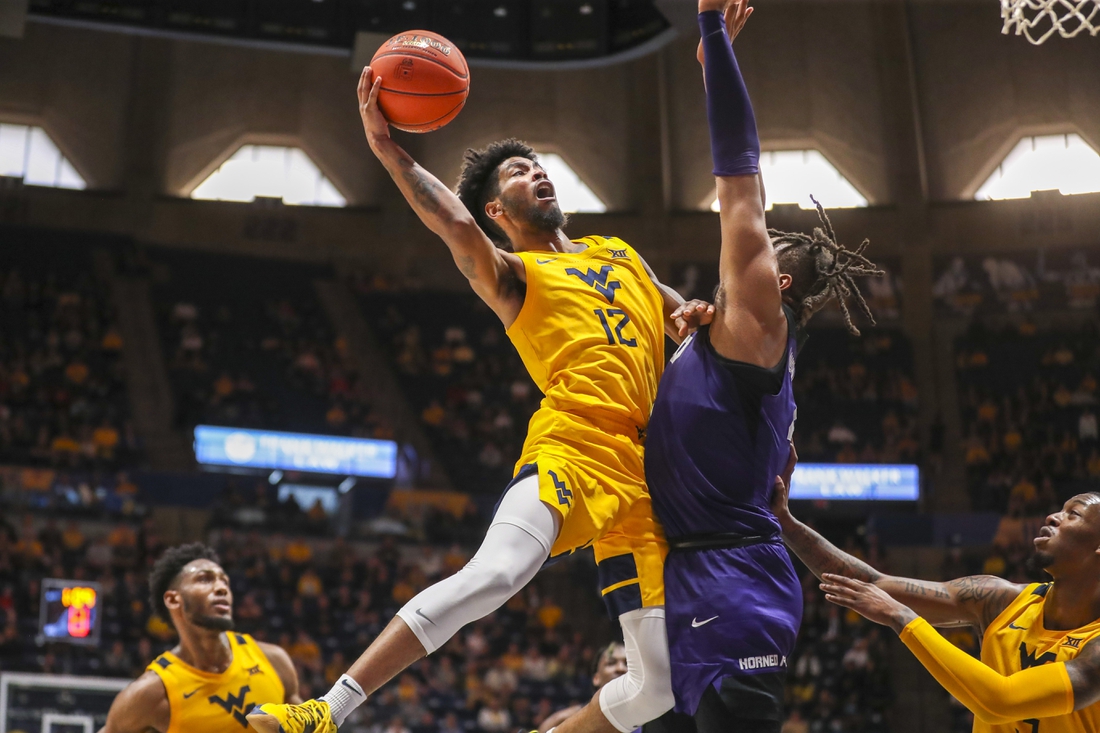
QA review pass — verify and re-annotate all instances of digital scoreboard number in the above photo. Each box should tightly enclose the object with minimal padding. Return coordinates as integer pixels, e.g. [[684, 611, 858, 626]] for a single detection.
[[38, 580, 101, 646]]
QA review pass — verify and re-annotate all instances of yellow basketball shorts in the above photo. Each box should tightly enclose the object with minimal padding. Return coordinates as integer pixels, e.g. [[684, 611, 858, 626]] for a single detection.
[[511, 411, 667, 617]]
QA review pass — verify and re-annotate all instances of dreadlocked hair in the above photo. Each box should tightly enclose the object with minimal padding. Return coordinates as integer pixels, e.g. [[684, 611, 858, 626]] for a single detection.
[[455, 138, 538, 250], [148, 543, 220, 627], [769, 195, 884, 335]]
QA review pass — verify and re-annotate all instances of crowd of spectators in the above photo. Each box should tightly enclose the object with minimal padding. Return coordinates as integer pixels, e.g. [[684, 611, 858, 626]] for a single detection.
[[957, 320, 1100, 512], [0, 507, 897, 733], [153, 252, 390, 439], [0, 262, 137, 470], [791, 328, 921, 466], [358, 288, 541, 494]]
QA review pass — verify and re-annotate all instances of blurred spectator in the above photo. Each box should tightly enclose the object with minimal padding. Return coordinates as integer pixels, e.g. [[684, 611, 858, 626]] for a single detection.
[[0, 264, 136, 470], [957, 320, 1100, 511]]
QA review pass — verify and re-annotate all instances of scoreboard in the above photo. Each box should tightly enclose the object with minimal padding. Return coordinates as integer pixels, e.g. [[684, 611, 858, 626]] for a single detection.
[[38, 580, 101, 647]]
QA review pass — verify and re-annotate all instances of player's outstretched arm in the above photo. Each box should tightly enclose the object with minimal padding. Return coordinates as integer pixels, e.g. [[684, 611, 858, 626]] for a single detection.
[[822, 575, 1097, 721], [97, 672, 170, 733], [259, 641, 303, 704], [357, 67, 522, 322], [696, 2, 788, 368], [771, 445, 1024, 630]]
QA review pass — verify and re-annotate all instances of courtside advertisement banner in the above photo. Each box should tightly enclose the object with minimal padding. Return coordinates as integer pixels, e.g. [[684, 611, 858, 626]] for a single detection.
[[789, 464, 919, 501], [194, 426, 398, 478]]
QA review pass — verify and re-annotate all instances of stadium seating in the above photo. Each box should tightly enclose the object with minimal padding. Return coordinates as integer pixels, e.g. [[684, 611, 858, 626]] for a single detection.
[[955, 320, 1099, 513], [0, 233, 136, 470], [149, 250, 387, 439], [356, 286, 541, 494], [793, 327, 920, 466]]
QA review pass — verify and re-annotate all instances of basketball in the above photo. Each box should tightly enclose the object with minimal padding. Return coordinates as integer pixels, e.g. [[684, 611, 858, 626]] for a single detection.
[[370, 30, 470, 133]]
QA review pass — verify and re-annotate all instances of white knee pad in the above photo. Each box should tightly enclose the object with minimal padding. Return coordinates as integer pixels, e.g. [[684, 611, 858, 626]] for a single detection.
[[396, 474, 556, 654], [598, 606, 675, 732]]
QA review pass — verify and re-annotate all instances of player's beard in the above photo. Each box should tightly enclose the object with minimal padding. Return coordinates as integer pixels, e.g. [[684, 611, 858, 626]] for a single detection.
[[183, 596, 235, 631], [527, 200, 567, 232], [1026, 550, 1055, 580], [504, 191, 568, 234]]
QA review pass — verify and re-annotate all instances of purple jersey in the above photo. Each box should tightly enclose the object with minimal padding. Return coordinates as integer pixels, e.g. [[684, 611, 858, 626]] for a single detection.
[[645, 310, 803, 714]]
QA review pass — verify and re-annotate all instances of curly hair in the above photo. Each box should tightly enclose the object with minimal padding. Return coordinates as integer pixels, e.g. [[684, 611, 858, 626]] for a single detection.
[[148, 543, 220, 626], [770, 196, 884, 335], [455, 138, 538, 249]]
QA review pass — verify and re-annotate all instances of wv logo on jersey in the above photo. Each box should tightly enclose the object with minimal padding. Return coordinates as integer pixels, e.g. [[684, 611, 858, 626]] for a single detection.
[[208, 685, 254, 728], [566, 265, 621, 304], [548, 470, 573, 507], [1019, 643, 1058, 669]]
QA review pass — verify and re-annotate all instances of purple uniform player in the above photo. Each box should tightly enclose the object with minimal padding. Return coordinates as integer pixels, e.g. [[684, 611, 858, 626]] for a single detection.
[[644, 3, 883, 732]]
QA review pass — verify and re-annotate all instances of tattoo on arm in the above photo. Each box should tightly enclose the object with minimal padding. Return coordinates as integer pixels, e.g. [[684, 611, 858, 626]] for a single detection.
[[900, 580, 952, 600], [782, 521, 883, 584], [457, 255, 478, 281], [397, 159, 442, 215], [945, 576, 1022, 628], [1067, 640, 1100, 710]]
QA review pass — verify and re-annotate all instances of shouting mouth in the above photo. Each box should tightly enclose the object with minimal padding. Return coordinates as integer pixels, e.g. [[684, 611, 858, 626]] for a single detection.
[[535, 181, 555, 201]]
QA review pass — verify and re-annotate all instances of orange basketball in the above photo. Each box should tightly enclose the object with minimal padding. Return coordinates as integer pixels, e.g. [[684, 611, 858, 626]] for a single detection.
[[370, 30, 470, 134]]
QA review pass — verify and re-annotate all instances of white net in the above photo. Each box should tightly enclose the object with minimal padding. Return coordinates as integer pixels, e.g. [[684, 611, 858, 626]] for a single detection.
[[1001, 0, 1100, 44]]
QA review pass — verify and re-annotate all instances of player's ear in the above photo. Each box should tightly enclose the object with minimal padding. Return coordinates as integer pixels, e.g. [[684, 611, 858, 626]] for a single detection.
[[485, 199, 504, 223], [163, 588, 182, 613], [779, 273, 793, 291]]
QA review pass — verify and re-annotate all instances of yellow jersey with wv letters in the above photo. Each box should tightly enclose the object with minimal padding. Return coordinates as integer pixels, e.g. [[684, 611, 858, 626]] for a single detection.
[[978, 583, 1100, 733], [147, 632, 285, 733], [507, 236, 665, 430], [506, 236, 669, 612]]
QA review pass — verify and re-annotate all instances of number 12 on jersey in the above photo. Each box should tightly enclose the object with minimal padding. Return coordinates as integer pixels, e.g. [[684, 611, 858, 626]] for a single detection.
[[594, 308, 637, 347]]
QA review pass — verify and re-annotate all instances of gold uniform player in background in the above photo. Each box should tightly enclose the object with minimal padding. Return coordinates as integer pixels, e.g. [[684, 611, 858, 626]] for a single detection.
[[771, 448, 1100, 733], [99, 544, 300, 733]]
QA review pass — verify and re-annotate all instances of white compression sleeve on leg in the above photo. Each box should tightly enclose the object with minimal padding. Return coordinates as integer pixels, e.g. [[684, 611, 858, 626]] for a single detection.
[[396, 473, 556, 654], [599, 606, 675, 732]]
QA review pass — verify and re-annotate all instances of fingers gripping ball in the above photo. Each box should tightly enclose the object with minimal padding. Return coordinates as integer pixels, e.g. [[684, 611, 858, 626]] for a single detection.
[[370, 31, 470, 133]]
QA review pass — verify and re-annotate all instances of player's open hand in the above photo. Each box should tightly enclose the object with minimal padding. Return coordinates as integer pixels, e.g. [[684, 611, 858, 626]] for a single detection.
[[358, 66, 390, 147], [671, 299, 715, 339], [820, 574, 918, 633], [697, 1, 754, 68], [769, 441, 797, 523]]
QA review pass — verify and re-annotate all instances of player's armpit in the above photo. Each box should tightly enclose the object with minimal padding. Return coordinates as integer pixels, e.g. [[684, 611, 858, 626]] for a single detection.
[[875, 575, 1024, 630], [636, 252, 701, 343], [259, 641, 303, 704], [900, 617, 1074, 724], [1066, 639, 1100, 710], [99, 672, 170, 733]]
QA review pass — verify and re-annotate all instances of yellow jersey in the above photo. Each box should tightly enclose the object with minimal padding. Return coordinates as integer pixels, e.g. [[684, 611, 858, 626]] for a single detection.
[[147, 632, 285, 733], [507, 236, 665, 435], [978, 583, 1100, 733], [503, 236, 668, 584]]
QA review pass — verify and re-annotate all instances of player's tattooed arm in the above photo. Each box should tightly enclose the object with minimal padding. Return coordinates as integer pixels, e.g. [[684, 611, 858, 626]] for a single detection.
[[1067, 639, 1100, 710], [98, 671, 170, 733], [357, 66, 523, 323], [772, 444, 1024, 629]]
